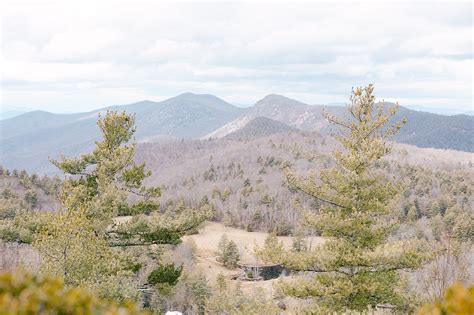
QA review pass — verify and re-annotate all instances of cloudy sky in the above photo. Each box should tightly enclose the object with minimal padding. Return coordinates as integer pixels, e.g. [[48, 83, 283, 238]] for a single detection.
[[1, 0, 472, 113]]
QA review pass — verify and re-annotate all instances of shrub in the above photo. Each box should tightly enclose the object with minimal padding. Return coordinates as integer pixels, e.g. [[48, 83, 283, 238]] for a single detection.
[[0, 269, 146, 314], [147, 264, 183, 286], [417, 282, 474, 314]]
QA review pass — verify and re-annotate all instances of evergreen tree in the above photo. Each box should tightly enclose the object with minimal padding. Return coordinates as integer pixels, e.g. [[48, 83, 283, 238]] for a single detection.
[[216, 234, 240, 268], [216, 234, 229, 264], [35, 111, 208, 300], [226, 240, 240, 268], [215, 272, 227, 293], [255, 231, 284, 264], [291, 229, 307, 252], [188, 273, 210, 315], [33, 209, 136, 301], [281, 85, 429, 312]]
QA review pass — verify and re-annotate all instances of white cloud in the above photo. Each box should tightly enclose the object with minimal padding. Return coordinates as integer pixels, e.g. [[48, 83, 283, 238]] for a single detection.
[[2, 60, 127, 82], [40, 29, 121, 61], [1, 0, 472, 112]]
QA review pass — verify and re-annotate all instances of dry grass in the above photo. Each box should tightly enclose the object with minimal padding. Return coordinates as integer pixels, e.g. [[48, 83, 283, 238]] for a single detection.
[[182, 221, 325, 300], [183, 221, 324, 264]]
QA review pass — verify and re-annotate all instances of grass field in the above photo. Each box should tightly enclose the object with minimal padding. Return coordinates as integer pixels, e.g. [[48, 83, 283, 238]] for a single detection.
[[182, 221, 325, 299]]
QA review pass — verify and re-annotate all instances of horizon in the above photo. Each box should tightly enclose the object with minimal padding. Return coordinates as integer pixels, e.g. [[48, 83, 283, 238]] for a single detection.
[[1, 91, 473, 119], [1, 1, 472, 115]]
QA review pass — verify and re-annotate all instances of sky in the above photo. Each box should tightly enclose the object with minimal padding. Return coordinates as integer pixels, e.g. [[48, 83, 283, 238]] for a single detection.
[[1, 0, 473, 114]]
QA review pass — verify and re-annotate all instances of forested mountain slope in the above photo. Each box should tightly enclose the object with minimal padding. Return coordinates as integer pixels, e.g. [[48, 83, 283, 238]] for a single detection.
[[1, 93, 472, 174], [135, 131, 474, 233], [0, 93, 242, 173], [206, 95, 474, 152]]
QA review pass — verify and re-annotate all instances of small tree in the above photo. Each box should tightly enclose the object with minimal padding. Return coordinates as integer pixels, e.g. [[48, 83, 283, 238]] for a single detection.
[[226, 240, 240, 268], [216, 234, 240, 268], [255, 232, 284, 264], [215, 272, 227, 293], [216, 234, 229, 264], [188, 273, 210, 315], [24, 189, 38, 209], [291, 229, 307, 252]]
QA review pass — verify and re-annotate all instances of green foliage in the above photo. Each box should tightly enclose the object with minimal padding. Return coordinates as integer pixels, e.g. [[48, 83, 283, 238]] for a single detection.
[[417, 282, 474, 315], [255, 231, 284, 264], [216, 234, 240, 268], [0, 170, 60, 224], [0, 192, 26, 220], [33, 209, 137, 301], [281, 85, 429, 312], [147, 264, 183, 286], [117, 200, 160, 216], [207, 275, 279, 315], [0, 211, 50, 244], [13, 111, 209, 303], [0, 270, 146, 315], [24, 189, 38, 208], [215, 272, 227, 293], [50, 111, 161, 229], [291, 229, 307, 252], [187, 273, 211, 315], [430, 207, 474, 243], [226, 240, 240, 268]]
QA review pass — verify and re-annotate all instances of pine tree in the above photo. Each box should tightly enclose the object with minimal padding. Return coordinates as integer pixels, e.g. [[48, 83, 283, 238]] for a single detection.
[[215, 272, 227, 293], [216, 234, 240, 268], [291, 229, 307, 252], [255, 231, 284, 264], [216, 234, 229, 264], [33, 209, 136, 300], [35, 111, 208, 299], [188, 273, 210, 315], [281, 85, 429, 312], [226, 240, 240, 268]]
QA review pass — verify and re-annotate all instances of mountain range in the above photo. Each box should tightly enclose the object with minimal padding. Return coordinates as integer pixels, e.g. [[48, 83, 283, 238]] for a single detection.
[[1, 93, 473, 173]]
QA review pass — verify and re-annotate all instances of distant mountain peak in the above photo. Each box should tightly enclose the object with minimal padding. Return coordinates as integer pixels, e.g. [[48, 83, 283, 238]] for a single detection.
[[256, 94, 308, 108], [174, 92, 222, 100], [163, 92, 239, 112], [175, 92, 207, 98]]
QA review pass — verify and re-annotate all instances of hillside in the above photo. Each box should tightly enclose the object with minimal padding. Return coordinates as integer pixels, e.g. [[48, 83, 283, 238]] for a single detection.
[[1, 120, 473, 311], [205, 94, 331, 139], [135, 132, 474, 233], [0, 169, 60, 218], [392, 107, 474, 151], [206, 95, 474, 152], [1, 93, 473, 174], [224, 117, 298, 140], [0, 93, 242, 173]]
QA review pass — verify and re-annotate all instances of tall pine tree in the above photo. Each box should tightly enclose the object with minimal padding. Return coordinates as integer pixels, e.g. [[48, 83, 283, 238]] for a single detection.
[[35, 111, 208, 299], [281, 85, 429, 312]]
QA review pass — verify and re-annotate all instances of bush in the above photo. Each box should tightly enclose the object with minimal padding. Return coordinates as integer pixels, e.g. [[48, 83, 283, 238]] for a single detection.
[[147, 264, 183, 286], [0, 269, 146, 314], [417, 282, 474, 314], [273, 223, 292, 236]]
